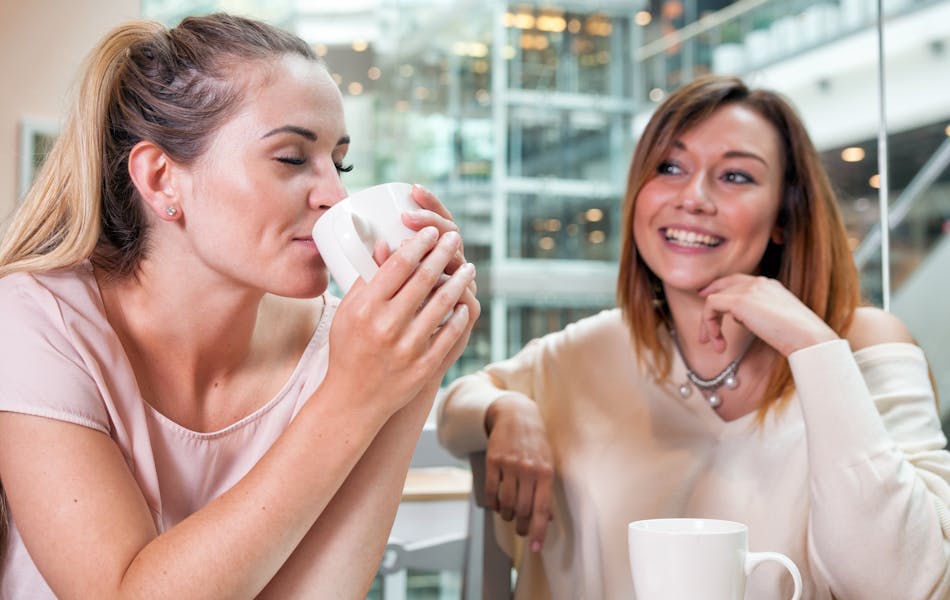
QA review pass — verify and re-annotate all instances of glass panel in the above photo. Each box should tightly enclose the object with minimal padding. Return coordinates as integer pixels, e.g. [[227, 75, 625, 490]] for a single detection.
[[507, 106, 624, 179], [503, 9, 627, 95], [507, 194, 618, 261]]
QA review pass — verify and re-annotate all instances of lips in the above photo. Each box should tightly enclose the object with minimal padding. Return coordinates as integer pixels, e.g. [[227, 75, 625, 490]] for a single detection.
[[662, 227, 723, 248]]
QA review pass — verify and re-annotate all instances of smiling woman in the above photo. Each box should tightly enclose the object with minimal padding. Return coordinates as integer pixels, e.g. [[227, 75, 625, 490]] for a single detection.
[[0, 12, 479, 599], [437, 75, 950, 599]]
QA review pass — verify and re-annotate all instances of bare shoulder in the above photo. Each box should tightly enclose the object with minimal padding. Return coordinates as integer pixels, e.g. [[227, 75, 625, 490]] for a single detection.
[[845, 306, 916, 351]]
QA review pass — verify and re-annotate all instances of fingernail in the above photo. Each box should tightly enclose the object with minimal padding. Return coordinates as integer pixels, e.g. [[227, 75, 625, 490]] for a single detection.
[[459, 262, 475, 275], [531, 540, 542, 553], [442, 231, 461, 245], [407, 209, 427, 220], [420, 226, 439, 240]]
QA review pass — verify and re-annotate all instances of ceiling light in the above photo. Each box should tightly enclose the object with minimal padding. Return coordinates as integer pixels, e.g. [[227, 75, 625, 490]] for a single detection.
[[585, 208, 604, 222], [841, 147, 865, 162]]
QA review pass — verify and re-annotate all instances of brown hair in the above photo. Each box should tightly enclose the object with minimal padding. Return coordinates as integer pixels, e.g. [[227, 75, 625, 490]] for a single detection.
[[0, 11, 318, 567], [617, 75, 860, 414]]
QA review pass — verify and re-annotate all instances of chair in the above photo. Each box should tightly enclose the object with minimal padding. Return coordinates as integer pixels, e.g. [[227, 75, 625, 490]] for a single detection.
[[377, 423, 472, 600], [468, 451, 514, 600]]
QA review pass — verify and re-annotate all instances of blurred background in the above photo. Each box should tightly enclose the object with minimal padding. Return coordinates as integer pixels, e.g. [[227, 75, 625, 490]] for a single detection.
[[2, 1, 949, 597]]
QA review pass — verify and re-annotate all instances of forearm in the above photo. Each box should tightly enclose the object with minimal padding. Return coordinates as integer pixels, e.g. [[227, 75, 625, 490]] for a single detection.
[[792, 341, 950, 597], [259, 383, 439, 598], [437, 372, 510, 457], [114, 382, 392, 600]]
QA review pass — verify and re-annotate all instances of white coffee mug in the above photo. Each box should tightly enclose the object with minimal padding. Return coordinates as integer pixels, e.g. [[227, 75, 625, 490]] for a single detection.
[[628, 518, 802, 600], [312, 182, 418, 293]]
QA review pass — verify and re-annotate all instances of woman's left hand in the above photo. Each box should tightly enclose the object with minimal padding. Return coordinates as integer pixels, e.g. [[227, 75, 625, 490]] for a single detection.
[[698, 274, 838, 357], [374, 184, 476, 296]]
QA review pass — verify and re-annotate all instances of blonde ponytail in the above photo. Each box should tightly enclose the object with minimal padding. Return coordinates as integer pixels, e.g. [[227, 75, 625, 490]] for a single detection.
[[0, 22, 164, 278]]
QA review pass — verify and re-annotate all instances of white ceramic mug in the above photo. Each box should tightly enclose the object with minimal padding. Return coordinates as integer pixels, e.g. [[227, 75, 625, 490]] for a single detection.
[[312, 182, 418, 293], [628, 518, 802, 600]]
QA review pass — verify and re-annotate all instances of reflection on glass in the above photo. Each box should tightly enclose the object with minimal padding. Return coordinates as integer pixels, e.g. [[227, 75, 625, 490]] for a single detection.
[[508, 195, 617, 261]]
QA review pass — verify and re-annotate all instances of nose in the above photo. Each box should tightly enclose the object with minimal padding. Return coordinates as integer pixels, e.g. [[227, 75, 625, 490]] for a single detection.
[[308, 160, 348, 211], [677, 172, 715, 214]]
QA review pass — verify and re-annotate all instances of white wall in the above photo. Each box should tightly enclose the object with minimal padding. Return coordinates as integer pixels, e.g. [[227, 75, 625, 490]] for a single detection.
[[0, 0, 140, 230]]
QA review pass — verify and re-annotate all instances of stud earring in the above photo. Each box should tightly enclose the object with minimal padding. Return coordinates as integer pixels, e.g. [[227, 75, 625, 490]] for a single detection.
[[165, 206, 178, 217]]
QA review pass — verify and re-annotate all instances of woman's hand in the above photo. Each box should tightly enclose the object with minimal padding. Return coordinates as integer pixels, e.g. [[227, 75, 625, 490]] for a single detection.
[[484, 393, 554, 553], [327, 226, 477, 417], [698, 274, 838, 357]]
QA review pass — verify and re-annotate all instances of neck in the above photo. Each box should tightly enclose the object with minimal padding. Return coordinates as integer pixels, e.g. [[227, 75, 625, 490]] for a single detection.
[[662, 284, 775, 419], [663, 285, 753, 377], [94, 259, 265, 390]]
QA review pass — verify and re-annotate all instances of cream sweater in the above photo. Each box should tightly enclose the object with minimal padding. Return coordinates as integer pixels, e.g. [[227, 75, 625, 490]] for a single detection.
[[437, 308, 950, 599]]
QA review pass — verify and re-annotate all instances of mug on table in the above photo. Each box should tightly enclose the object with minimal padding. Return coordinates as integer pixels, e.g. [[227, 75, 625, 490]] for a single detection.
[[628, 518, 802, 600]]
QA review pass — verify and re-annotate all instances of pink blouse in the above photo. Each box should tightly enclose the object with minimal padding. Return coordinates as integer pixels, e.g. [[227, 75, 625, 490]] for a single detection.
[[0, 263, 336, 599]]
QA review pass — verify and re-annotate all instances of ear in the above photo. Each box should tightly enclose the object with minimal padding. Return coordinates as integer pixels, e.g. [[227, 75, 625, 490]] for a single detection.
[[770, 224, 785, 245], [128, 140, 182, 221]]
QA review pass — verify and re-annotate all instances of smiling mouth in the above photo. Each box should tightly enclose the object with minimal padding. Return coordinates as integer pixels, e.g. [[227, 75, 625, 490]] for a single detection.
[[663, 227, 723, 248]]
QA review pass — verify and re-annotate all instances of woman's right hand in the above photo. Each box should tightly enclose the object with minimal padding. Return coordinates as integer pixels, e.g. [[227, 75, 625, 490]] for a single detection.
[[484, 393, 554, 553], [324, 226, 477, 418]]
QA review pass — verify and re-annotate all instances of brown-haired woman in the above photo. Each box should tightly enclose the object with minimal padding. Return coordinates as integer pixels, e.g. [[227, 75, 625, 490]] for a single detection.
[[0, 13, 479, 598], [438, 75, 950, 598]]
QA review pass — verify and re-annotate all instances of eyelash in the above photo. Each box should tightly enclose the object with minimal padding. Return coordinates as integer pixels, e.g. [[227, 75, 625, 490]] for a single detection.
[[657, 161, 755, 185], [275, 156, 354, 174]]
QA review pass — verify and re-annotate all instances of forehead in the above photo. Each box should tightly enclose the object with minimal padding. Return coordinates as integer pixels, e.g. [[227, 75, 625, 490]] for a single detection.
[[223, 54, 346, 139], [674, 104, 781, 162]]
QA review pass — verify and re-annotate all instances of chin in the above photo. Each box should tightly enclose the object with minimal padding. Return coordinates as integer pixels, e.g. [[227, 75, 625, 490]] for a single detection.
[[269, 271, 331, 299]]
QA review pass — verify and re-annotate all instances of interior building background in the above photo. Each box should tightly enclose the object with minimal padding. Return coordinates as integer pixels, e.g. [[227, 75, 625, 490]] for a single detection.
[[2, 1, 949, 597]]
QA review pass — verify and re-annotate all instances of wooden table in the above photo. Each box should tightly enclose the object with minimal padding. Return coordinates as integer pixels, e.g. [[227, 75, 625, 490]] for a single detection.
[[401, 466, 472, 502]]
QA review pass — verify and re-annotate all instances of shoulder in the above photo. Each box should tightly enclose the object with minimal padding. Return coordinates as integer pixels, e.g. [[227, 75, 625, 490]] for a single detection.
[[534, 308, 629, 364], [845, 306, 916, 351]]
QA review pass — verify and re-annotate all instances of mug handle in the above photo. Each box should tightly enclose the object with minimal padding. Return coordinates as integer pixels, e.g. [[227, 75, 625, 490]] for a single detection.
[[745, 551, 802, 600], [334, 209, 381, 284]]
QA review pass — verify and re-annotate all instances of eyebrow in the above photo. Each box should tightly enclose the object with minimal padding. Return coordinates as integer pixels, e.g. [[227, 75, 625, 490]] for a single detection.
[[262, 125, 317, 141], [671, 140, 768, 167], [260, 127, 351, 148]]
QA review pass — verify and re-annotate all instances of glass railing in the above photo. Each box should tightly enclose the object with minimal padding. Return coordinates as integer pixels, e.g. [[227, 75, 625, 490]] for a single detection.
[[634, 0, 942, 110]]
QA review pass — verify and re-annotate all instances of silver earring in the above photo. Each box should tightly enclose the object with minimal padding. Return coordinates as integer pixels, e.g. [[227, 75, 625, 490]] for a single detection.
[[165, 206, 178, 217]]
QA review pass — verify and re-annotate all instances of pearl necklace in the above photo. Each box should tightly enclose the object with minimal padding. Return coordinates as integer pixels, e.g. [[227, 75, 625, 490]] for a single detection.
[[669, 327, 755, 409]]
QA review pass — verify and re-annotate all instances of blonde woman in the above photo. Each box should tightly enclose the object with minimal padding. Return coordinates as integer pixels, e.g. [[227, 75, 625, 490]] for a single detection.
[[0, 13, 478, 598], [438, 76, 950, 598]]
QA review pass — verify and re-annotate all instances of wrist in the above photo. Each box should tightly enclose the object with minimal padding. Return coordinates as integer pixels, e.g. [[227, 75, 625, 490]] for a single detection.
[[484, 393, 533, 435]]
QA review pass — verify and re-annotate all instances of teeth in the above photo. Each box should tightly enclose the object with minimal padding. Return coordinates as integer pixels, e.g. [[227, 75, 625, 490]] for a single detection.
[[664, 227, 722, 248]]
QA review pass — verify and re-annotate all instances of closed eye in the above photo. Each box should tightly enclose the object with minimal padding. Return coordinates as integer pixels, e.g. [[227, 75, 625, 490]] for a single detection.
[[335, 162, 354, 174], [276, 156, 306, 166]]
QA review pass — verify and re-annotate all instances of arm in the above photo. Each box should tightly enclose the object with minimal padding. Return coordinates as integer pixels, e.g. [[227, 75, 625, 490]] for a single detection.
[[791, 311, 950, 598], [437, 339, 555, 553], [699, 277, 950, 597], [260, 282, 481, 598], [0, 228, 477, 599]]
